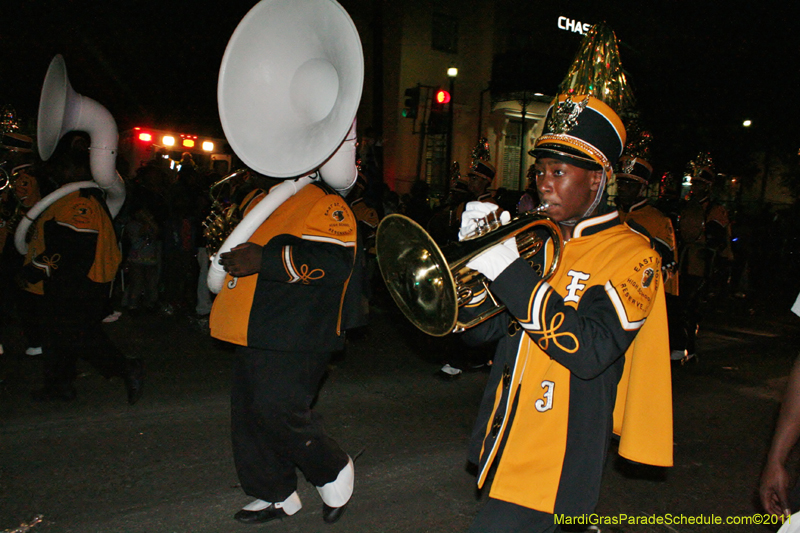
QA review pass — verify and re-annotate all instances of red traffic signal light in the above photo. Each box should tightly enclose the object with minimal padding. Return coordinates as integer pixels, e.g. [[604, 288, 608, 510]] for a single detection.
[[435, 89, 451, 104]]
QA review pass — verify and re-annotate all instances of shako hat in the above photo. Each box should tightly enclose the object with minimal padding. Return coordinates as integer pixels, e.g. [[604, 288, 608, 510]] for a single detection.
[[615, 124, 654, 184], [468, 159, 496, 182], [468, 138, 495, 182], [530, 94, 626, 173], [530, 23, 632, 175], [686, 152, 715, 184], [615, 155, 653, 185]]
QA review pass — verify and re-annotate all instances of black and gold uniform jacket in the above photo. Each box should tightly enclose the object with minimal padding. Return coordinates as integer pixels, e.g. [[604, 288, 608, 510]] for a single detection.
[[620, 200, 679, 296], [462, 210, 672, 515], [21, 188, 121, 297], [210, 181, 358, 353]]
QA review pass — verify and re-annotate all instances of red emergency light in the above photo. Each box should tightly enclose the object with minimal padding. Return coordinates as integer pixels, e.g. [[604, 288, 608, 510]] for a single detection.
[[138, 132, 152, 142], [182, 139, 195, 148]]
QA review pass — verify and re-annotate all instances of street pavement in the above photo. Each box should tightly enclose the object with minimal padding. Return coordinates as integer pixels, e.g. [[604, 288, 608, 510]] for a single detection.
[[2, 288, 800, 533]]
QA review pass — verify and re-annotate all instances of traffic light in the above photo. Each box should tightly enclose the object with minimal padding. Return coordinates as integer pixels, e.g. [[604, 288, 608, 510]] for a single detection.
[[428, 88, 451, 132], [431, 88, 451, 115], [434, 89, 451, 105], [402, 86, 420, 119]]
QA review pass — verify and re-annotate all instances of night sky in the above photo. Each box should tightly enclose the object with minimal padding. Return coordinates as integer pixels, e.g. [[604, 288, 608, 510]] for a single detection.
[[2, 1, 797, 177]]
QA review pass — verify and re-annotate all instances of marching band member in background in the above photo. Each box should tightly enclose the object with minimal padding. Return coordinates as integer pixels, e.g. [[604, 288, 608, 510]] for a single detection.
[[615, 153, 679, 295], [18, 132, 143, 404], [6, 165, 49, 359], [615, 152, 686, 364], [437, 149, 499, 381], [465, 158, 496, 205], [672, 154, 733, 362], [516, 164, 539, 215], [0, 133, 36, 357]]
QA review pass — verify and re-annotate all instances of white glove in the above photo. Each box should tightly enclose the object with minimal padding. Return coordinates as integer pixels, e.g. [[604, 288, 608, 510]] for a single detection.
[[458, 201, 511, 241], [466, 237, 519, 281]]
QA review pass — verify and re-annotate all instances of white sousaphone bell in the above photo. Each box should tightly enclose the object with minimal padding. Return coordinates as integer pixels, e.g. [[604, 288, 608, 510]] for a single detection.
[[206, 0, 364, 293], [15, 54, 126, 255]]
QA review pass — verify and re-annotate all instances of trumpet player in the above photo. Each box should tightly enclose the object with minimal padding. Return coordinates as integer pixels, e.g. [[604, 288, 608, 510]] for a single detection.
[[457, 94, 672, 532]]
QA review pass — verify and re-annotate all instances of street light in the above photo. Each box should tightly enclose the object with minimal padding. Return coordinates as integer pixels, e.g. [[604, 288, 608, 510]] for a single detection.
[[743, 119, 752, 127]]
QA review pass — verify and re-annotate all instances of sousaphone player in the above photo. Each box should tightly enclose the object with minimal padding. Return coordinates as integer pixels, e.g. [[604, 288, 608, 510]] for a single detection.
[[207, 0, 365, 525]]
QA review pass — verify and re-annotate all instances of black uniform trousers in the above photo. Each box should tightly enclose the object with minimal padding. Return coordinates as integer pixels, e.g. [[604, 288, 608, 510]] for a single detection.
[[41, 281, 126, 391], [231, 346, 349, 503]]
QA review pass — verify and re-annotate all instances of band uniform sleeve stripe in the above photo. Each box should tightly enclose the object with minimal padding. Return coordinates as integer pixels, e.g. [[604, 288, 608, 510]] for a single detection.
[[301, 234, 356, 247], [520, 281, 551, 331], [282, 245, 301, 283], [32, 259, 51, 277], [466, 288, 488, 307], [604, 280, 646, 331], [56, 221, 100, 234], [652, 235, 674, 251]]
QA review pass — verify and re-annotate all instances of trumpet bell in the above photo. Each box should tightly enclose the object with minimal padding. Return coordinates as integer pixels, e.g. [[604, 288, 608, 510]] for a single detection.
[[376, 215, 458, 337], [377, 212, 562, 337]]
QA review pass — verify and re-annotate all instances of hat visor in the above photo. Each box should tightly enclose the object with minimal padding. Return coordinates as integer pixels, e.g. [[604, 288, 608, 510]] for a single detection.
[[616, 173, 649, 185], [467, 172, 492, 181], [530, 145, 602, 171]]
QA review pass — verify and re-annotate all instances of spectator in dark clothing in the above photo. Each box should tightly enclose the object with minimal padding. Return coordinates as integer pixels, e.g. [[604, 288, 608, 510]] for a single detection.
[[401, 180, 433, 228]]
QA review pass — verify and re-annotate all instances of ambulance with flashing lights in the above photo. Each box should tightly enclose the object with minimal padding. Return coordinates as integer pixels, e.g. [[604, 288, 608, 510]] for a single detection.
[[117, 126, 233, 179]]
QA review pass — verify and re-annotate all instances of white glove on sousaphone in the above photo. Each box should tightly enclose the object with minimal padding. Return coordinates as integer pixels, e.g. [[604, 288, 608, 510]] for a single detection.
[[207, 0, 364, 294]]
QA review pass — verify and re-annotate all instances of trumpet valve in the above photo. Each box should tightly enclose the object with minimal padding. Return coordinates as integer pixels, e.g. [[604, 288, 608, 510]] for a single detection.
[[517, 232, 544, 258], [462, 210, 504, 241]]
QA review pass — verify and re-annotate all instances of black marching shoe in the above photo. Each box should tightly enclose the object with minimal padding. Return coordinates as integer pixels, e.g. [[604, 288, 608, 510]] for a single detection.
[[124, 357, 145, 405], [322, 502, 347, 524], [234, 504, 288, 524]]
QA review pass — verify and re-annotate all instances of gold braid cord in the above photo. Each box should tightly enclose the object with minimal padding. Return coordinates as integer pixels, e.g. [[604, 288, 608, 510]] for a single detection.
[[536, 133, 610, 171]]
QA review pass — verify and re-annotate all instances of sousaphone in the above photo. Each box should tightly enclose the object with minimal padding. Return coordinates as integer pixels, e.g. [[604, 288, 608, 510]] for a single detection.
[[15, 54, 125, 254], [207, 0, 364, 293]]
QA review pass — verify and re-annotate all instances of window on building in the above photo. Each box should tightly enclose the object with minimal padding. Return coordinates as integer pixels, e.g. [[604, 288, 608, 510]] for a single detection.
[[502, 121, 523, 190], [501, 119, 538, 191], [425, 133, 448, 193], [432, 13, 458, 54]]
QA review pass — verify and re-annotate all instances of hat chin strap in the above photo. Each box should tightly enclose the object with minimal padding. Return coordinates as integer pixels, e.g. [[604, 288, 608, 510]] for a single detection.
[[560, 168, 608, 227]]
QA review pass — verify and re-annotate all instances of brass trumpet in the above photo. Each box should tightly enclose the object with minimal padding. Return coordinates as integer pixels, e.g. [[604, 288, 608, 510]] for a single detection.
[[376, 204, 562, 337]]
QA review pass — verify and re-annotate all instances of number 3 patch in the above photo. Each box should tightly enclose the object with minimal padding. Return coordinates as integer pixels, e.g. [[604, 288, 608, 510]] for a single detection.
[[535, 380, 555, 412]]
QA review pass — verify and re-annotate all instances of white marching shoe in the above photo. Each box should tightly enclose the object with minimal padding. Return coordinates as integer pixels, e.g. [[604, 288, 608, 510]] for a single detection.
[[317, 456, 354, 523], [233, 491, 302, 524]]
